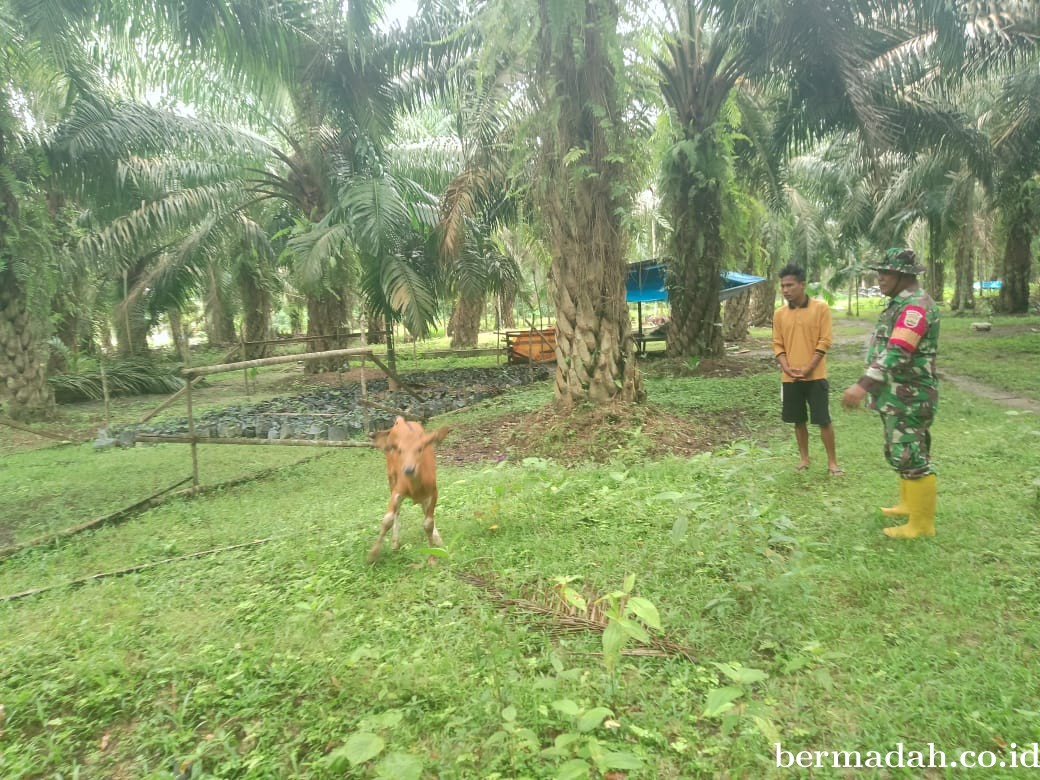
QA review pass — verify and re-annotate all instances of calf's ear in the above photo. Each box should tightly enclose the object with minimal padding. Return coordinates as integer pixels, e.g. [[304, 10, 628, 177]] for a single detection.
[[370, 429, 391, 449], [424, 427, 450, 447]]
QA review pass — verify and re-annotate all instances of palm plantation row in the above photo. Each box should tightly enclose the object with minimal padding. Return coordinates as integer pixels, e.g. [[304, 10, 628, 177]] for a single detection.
[[2, 0, 1038, 420]]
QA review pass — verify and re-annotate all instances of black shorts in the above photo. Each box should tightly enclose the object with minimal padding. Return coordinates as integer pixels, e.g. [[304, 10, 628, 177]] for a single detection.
[[782, 379, 832, 425]]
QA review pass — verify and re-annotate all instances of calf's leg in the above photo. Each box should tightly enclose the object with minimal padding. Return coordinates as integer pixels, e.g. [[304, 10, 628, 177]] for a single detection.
[[421, 494, 443, 564], [368, 493, 403, 563]]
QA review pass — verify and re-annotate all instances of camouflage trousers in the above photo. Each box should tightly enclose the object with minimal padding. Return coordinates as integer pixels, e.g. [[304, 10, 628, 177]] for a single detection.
[[879, 409, 934, 478]]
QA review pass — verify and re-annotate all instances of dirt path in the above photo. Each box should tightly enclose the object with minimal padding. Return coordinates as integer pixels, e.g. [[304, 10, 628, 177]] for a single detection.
[[937, 372, 1040, 413]]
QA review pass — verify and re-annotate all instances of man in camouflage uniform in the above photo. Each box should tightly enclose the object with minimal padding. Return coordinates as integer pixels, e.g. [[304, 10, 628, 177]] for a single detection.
[[841, 248, 940, 538]]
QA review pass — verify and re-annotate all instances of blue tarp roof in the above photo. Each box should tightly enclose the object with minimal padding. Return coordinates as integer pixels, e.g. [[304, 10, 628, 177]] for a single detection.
[[626, 261, 766, 304]]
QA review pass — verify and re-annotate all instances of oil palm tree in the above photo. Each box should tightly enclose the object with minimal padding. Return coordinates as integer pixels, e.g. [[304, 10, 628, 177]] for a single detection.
[[526, 0, 646, 404], [653, 0, 998, 358]]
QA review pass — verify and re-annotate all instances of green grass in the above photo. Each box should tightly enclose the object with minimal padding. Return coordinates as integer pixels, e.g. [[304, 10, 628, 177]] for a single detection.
[[2, 338, 1040, 778]]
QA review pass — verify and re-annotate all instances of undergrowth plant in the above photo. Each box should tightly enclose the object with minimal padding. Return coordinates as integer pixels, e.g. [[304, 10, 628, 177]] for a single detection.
[[2, 325, 1040, 777]]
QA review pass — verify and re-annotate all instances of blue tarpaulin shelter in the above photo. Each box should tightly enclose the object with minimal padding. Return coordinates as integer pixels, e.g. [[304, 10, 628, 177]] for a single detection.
[[625, 260, 767, 352], [625, 260, 766, 303]]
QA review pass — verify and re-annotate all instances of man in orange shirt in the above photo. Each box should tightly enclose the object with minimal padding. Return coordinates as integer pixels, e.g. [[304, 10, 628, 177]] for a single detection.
[[772, 264, 842, 475]]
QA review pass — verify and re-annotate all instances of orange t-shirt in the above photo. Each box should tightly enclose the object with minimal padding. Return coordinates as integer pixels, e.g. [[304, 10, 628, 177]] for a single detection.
[[772, 297, 833, 382]]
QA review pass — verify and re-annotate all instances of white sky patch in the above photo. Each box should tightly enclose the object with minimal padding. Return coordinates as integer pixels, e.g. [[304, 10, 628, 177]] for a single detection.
[[383, 0, 419, 28]]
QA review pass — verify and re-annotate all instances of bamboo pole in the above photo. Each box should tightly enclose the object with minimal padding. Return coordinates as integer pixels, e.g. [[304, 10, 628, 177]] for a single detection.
[[242, 331, 365, 347], [0, 477, 193, 561], [99, 354, 111, 430], [1, 538, 274, 603], [184, 350, 200, 489], [135, 435, 374, 447], [367, 353, 424, 402], [240, 329, 250, 395], [0, 417, 74, 443], [139, 344, 241, 424], [360, 318, 370, 433], [182, 347, 373, 377]]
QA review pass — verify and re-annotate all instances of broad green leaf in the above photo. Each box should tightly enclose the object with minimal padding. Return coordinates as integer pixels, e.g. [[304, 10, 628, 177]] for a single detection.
[[562, 587, 587, 612], [554, 732, 582, 749], [321, 747, 351, 772], [602, 621, 625, 674], [501, 705, 517, 722], [652, 491, 685, 501], [752, 715, 781, 744], [670, 514, 689, 542], [600, 750, 643, 769], [552, 699, 581, 717], [360, 710, 403, 731], [554, 758, 591, 780], [576, 707, 614, 733], [702, 686, 744, 718], [623, 573, 636, 594], [714, 662, 768, 685], [375, 752, 423, 780], [343, 732, 385, 766], [615, 616, 651, 644], [627, 597, 662, 630]]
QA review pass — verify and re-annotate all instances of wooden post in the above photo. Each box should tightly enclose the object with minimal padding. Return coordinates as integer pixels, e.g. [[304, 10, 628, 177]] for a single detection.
[[240, 329, 250, 395], [184, 350, 200, 490], [99, 353, 111, 430], [360, 318, 370, 434], [181, 347, 373, 377]]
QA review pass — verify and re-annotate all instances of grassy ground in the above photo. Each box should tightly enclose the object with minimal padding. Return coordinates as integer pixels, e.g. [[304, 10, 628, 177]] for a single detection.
[[1, 314, 1039, 778]]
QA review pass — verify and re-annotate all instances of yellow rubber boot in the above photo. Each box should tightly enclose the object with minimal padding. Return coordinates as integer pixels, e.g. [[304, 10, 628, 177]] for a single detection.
[[881, 478, 909, 517], [883, 474, 936, 539]]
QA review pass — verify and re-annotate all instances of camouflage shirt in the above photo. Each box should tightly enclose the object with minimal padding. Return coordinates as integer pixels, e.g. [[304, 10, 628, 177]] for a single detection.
[[857, 286, 940, 414]]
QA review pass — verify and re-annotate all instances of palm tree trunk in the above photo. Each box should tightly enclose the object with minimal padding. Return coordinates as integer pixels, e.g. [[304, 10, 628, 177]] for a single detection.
[[927, 218, 945, 302], [204, 266, 236, 346], [722, 290, 752, 342], [115, 260, 152, 357], [951, 187, 975, 312], [365, 306, 386, 344], [665, 143, 725, 358], [450, 292, 484, 348], [0, 265, 55, 420], [999, 215, 1032, 314], [168, 308, 189, 361], [551, 248, 643, 404], [498, 281, 517, 329], [305, 291, 346, 373], [535, 0, 643, 406], [238, 268, 272, 359], [749, 241, 781, 327]]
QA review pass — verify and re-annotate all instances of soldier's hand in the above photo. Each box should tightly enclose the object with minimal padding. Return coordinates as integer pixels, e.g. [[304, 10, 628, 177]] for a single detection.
[[841, 384, 867, 409]]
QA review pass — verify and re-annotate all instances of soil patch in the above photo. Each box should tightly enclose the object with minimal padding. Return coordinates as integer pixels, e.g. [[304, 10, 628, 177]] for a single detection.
[[438, 401, 751, 467], [640, 352, 776, 379]]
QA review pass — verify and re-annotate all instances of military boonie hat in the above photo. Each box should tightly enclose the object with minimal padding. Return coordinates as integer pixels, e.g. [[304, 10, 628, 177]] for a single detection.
[[871, 247, 925, 274]]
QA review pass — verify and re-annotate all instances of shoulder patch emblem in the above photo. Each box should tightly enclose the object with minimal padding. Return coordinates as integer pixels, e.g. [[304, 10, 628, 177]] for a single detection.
[[902, 309, 923, 329]]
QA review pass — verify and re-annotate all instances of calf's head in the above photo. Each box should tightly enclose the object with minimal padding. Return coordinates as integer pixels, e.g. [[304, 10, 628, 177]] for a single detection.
[[371, 416, 450, 482]]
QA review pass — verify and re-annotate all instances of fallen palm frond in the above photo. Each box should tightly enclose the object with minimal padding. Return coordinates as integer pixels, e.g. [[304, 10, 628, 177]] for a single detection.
[[457, 570, 697, 662]]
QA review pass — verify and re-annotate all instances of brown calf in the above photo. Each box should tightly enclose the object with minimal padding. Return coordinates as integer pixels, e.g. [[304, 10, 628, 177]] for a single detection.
[[368, 416, 450, 564]]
